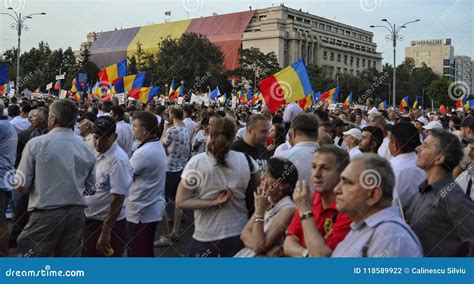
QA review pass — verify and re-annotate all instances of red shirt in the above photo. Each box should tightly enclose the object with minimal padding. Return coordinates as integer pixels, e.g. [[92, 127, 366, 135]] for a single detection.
[[286, 192, 352, 250]]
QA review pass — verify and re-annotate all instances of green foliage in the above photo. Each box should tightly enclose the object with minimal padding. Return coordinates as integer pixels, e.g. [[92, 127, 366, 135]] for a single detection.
[[427, 77, 453, 107], [231, 47, 281, 89]]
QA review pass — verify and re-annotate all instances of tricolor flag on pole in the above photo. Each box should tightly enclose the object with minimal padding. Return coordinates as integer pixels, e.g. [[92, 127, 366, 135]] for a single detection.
[[259, 58, 313, 113], [399, 96, 409, 111], [98, 59, 127, 84]]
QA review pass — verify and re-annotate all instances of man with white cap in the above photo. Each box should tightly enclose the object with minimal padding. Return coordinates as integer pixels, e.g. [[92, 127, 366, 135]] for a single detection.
[[343, 128, 363, 159], [422, 120, 443, 138]]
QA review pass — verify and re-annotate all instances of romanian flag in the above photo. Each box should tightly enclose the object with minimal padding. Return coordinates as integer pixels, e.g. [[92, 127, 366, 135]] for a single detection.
[[123, 72, 146, 92], [168, 79, 176, 97], [399, 96, 409, 111], [129, 87, 160, 104], [250, 91, 259, 105], [467, 100, 474, 110], [170, 81, 183, 100], [320, 87, 340, 104], [343, 92, 353, 109], [259, 58, 313, 113], [98, 59, 127, 84], [54, 80, 61, 91], [413, 96, 419, 109], [247, 89, 253, 102], [0, 82, 10, 95], [378, 100, 388, 110], [298, 92, 313, 110]]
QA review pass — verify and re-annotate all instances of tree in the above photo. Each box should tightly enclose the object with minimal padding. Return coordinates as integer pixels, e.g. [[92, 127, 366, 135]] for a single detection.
[[427, 77, 453, 108], [77, 46, 100, 85], [231, 47, 280, 89], [150, 33, 226, 91]]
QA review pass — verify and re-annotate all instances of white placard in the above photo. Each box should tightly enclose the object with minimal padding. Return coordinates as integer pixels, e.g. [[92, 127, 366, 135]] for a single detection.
[[202, 94, 210, 106], [55, 74, 65, 80], [116, 93, 125, 105], [178, 97, 184, 105], [59, 90, 67, 99]]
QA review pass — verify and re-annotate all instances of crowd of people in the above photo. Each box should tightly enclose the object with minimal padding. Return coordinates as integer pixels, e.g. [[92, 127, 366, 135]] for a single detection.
[[0, 94, 473, 257]]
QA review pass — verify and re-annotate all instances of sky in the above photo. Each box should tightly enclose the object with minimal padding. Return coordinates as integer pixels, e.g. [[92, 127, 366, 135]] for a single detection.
[[0, 0, 473, 66]]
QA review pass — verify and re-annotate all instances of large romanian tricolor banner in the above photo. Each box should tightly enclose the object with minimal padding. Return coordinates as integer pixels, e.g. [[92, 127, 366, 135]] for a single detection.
[[98, 59, 127, 84], [259, 58, 313, 113]]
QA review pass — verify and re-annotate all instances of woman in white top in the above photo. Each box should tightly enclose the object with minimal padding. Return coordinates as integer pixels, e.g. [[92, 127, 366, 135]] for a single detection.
[[235, 157, 297, 257], [176, 116, 259, 257]]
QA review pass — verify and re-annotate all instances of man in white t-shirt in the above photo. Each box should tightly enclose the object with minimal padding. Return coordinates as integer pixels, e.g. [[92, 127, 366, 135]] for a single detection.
[[127, 111, 167, 257], [183, 106, 197, 140], [110, 105, 133, 157], [83, 116, 132, 257], [275, 113, 320, 192]]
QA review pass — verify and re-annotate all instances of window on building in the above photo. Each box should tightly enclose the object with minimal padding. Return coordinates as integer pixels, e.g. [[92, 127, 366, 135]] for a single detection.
[[344, 55, 348, 64], [319, 23, 325, 29], [350, 56, 354, 66], [326, 25, 332, 31], [288, 14, 295, 20], [304, 19, 311, 24], [330, 52, 334, 61], [337, 54, 341, 62], [339, 29, 344, 35], [346, 31, 350, 36], [344, 68, 348, 73], [356, 58, 360, 67], [337, 67, 341, 73], [356, 70, 360, 76], [296, 17, 303, 22], [362, 59, 366, 67], [368, 61, 371, 68], [351, 69, 354, 75], [323, 51, 328, 60]]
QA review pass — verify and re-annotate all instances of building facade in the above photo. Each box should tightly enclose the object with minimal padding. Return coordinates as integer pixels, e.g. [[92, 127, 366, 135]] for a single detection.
[[404, 38, 455, 81], [242, 5, 382, 76], [454, 55, 472, 95]]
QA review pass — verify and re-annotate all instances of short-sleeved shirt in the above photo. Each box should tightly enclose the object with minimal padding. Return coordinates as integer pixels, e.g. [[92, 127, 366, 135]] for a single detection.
[[275, 141, 320, 192], [0, 117, 18, 190], [115, 120, 134, 157], [17, 127, 96, 211], [10, 116, 31, 133], [181, 150, 258, 242], [332, 206, 423, 257], [232, 139, 269, 172], [286, 192, 352, 250], [85, 143, 132, 221], [162, 125, 190, 172], [126, 138, 167, 224]]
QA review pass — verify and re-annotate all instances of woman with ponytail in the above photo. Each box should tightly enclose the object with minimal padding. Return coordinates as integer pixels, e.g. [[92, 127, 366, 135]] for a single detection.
[[176, 116, 259, 257]]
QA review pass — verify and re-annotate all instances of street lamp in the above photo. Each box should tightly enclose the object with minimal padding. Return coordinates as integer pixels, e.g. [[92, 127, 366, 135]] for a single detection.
[[1, 8, 46, 95], [370, 18, 420, 109]]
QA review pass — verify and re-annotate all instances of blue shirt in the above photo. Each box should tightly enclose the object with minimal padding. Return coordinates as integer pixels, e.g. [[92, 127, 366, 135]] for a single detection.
[[332, 206, 423, 257], [0, 116, 18, 190]]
